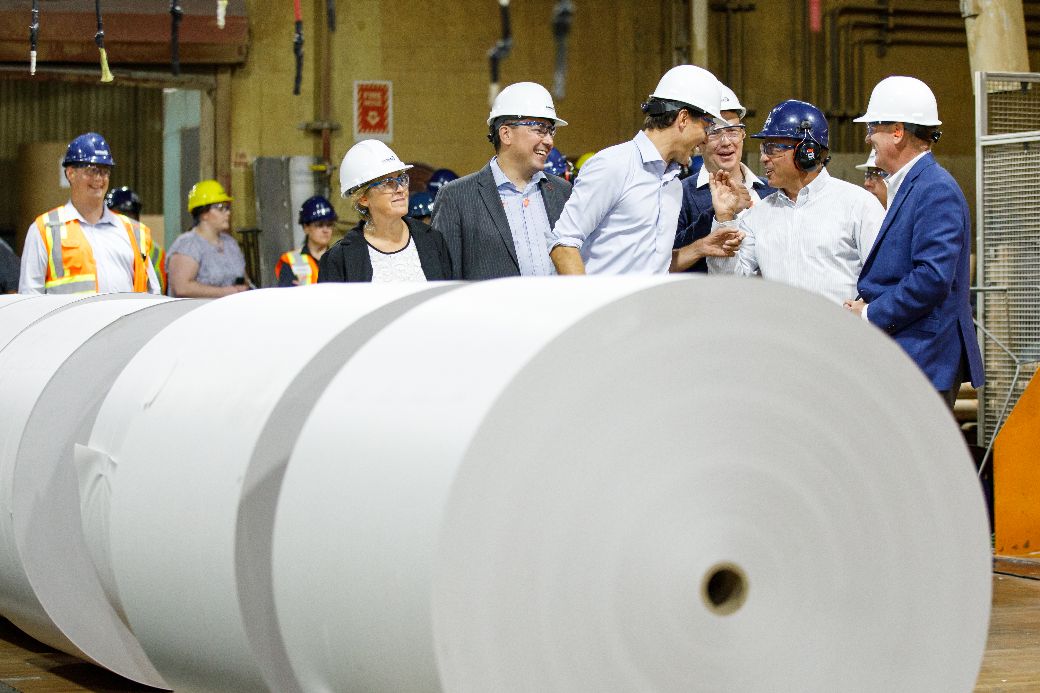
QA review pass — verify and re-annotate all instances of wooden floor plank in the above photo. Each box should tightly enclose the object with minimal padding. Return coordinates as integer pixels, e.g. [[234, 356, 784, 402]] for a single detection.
[[0, 573, 1035, 691]]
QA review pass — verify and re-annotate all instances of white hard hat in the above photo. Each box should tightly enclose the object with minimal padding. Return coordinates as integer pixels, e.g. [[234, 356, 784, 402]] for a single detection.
[[718, 83, 746, 119], [855, 149, 879, 172], [854, 75, 942, 126], [339, 140, 413, 197], [487, 82, 568, 126], [649, 65, 724, 120]]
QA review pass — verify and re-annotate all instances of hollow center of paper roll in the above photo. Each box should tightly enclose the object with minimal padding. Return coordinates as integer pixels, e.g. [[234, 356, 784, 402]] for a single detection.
[[701, 562, 747, 616]]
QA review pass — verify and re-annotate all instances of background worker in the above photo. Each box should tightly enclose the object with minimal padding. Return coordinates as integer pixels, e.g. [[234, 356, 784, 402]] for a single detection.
[[844, 76, 984, 406], [707, 100, 884, 305], [274, 195, 337, 286], [106, 185, 166, 293], [408, 191, 434, 225], [19, 132, 160, 295], [432, 81, 571, 279], [320, 140, 452, 282], [426, 168, 458, 200], [674, 83, 774, 273], [549, 65, 742, 274], [166, 180, 250, 298], [856, 149, 889, 208], [0, 238, 18, 293]]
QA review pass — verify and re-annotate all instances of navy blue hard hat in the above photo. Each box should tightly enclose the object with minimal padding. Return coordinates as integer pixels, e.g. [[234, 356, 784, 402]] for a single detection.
[[408, 191, 434, 219], [298, 195, 338, 225], [543, 148, 569, 177], [752, 100, 829, 149], [427, 168, 458, 198], [106, 186, 141, 217], [62, 132, 116, 167]]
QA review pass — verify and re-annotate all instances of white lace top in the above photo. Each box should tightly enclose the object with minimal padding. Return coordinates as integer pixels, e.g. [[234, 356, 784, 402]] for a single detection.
[[368, 234, 427, 282]]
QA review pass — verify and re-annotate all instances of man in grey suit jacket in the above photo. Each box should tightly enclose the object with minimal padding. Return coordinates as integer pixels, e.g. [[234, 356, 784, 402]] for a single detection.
[[432, 82, 572, 280]]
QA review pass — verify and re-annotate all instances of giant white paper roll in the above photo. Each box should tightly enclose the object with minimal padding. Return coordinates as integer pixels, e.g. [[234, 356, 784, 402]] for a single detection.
[[0, 294, 83, 351], [0, 294, 193, 688], [0, 294, 32, 309], [272, 276, 992, 693], [86, 284, 459, 693]]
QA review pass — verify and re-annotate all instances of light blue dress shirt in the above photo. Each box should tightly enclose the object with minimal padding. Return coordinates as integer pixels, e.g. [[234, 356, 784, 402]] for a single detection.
[[549, 130, 682, 274], [490, 157, 556, 276]]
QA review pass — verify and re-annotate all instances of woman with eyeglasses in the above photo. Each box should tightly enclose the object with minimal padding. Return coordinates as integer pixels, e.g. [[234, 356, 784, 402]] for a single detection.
[[166, 179, 251, 297], [319, 140, 452, 282]]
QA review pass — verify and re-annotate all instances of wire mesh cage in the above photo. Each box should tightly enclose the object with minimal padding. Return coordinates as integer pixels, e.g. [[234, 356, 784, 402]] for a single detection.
[[975, 72, 1040, 447]]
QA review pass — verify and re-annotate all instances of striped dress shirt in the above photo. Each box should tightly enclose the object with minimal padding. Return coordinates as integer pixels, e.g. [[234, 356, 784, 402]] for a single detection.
[[707, 168, 886, 305]]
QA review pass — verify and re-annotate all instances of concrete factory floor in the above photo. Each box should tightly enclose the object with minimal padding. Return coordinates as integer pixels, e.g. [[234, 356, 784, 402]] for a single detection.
[[0, 570, 1035, 692]]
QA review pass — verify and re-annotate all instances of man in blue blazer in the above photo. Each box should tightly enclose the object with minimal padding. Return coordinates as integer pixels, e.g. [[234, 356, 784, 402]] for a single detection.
[[844, 76, 984, 407], [674, 83, 774, 272]]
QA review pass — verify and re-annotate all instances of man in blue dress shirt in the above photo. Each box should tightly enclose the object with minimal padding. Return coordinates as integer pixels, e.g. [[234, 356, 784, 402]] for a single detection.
[[549, 65, 743, 275]]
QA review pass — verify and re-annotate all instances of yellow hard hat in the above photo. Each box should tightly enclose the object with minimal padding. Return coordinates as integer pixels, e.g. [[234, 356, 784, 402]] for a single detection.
[[187, 179, 233, 213], [574, 151, 596, 172]]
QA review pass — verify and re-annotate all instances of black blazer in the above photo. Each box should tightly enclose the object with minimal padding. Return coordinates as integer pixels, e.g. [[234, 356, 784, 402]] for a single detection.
[[318, 217, 453, 282], [431, 164, 572, 280]]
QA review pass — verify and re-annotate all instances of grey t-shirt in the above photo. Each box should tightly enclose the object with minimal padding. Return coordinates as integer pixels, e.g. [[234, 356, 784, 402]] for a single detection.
[[166, 230, 245, 294]]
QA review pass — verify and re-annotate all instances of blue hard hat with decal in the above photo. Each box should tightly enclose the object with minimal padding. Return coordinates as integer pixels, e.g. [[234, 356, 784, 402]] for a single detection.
[[408, 191, 434, 219], [543, 148, 569, 177], [62, 132, 116, 167], [752, 100, 829, 148], [105, 186, 141, 217], [298, 195, 338, 225], [427, 169, 458, 198]]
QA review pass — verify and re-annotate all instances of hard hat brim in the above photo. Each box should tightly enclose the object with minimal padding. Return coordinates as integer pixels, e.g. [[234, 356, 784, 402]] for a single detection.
[[853, 112, 942, 126]]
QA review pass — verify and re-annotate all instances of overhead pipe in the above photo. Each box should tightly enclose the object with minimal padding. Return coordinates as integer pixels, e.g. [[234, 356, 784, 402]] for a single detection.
[[709, 2, 755, 94], [847, 33, 1040, 150], [826, 3, 1040, 149], [826, 4, 969, 145]]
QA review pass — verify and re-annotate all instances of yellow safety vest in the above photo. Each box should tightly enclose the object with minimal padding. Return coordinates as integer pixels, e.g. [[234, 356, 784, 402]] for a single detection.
[[275, 250, 319, 285], [149, 243, 167, 294], [35, 207, 154, 294]]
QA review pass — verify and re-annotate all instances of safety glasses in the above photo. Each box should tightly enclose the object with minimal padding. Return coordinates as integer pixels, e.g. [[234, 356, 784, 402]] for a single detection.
[[707, 124, 747, 142], [367, 173, 410, 193], [865, 121, 898, 136], [507, 121, 557, 138], [74, 164, 111, 178], [759, 142, 798, 157]]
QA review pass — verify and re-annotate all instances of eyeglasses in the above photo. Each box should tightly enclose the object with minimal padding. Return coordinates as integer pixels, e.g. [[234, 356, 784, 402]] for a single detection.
[[707, 124, 746, 142], [506, 120, 556, 138], [209, 202, 231, 212], [865, 121, 897, 136], [864, 169, 889, 181], [74, 164, 111, 178], [367, 173, 410, 193], [759, 142, 798, 157]]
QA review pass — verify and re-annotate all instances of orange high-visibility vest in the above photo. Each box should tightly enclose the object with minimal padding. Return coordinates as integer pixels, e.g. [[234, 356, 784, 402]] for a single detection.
[[275, 250, 319, 285], [35, 206, 153, 294]]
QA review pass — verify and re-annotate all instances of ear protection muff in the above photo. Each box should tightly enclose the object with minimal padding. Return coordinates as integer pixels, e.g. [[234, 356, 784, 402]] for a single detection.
[[794, 120, 823, 171]]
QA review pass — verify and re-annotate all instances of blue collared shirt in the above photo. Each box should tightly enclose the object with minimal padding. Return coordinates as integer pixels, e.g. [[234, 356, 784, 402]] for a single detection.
[[549, 130, 683, 274], [490, 157, 556, 276]]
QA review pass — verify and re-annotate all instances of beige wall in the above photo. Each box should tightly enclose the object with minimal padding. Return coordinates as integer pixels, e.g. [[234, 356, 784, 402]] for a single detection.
[[229, 0, 675, 226], [225, 0, 1037, 227]]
